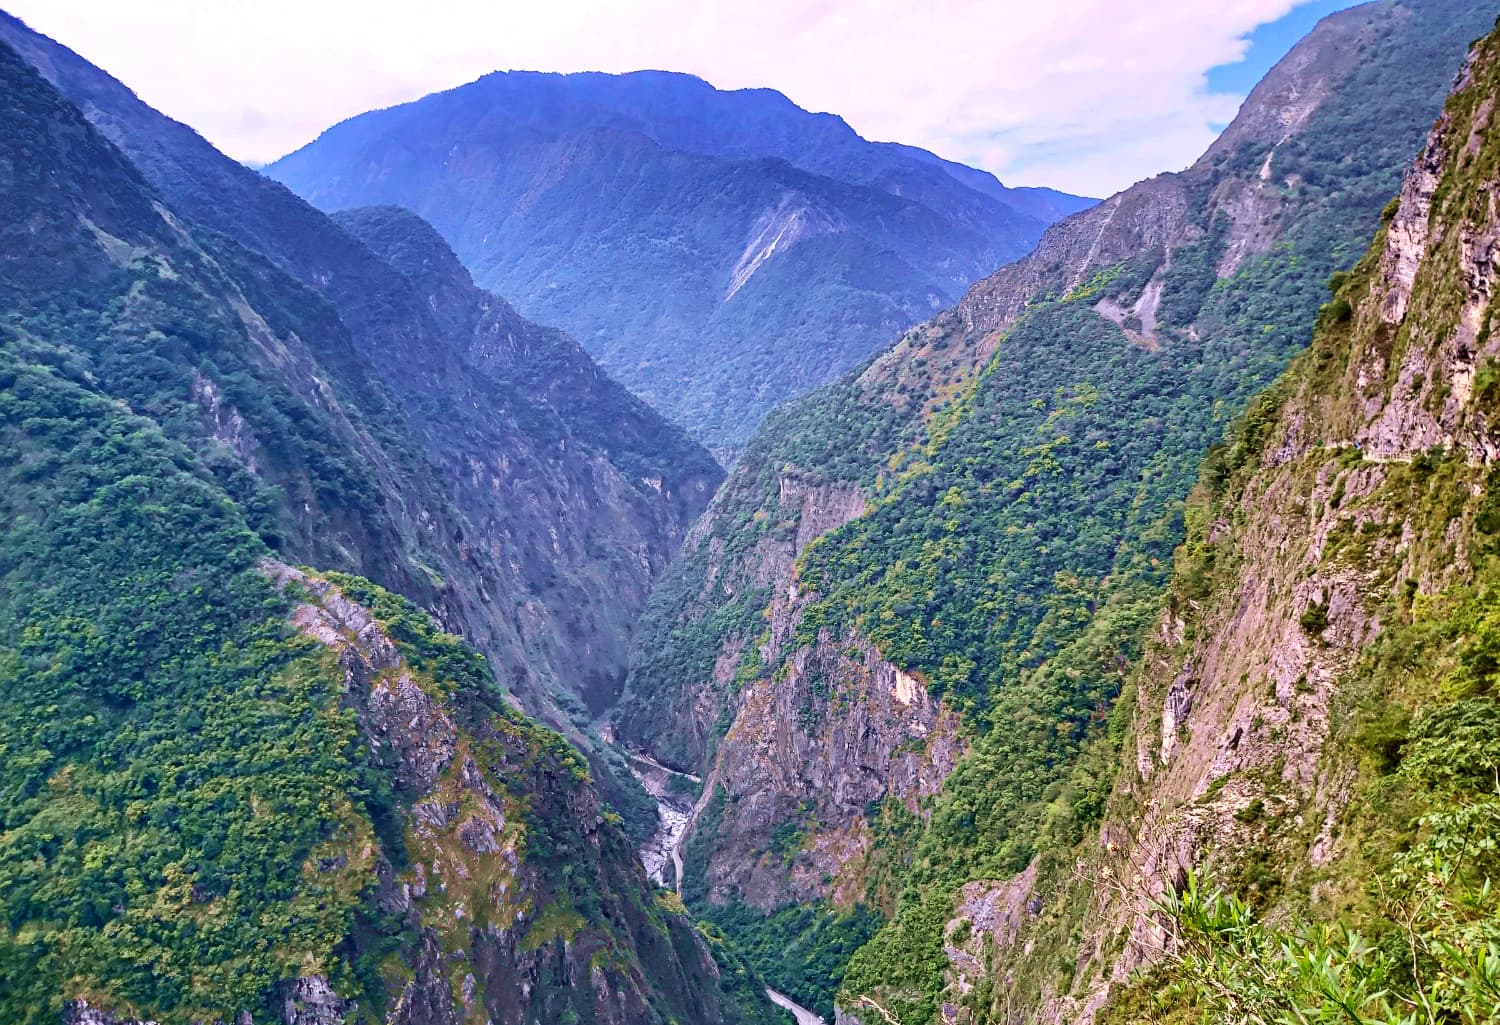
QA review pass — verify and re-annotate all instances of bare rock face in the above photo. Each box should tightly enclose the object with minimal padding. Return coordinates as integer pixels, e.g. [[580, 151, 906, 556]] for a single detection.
[[282, 977, 355, 1025], [617, 470, 872, 769], [62, 1003, 158, 1025], [190, 370, 260, 472], [782, 474, 869, 552], [619, 457, 971, 917], [727, 195, 846, 300], [942, 862, 1041, 1013], [270, 562, 462, 795], [951, 175, 1194, 349], [622, 460, 971, 914], [384, 933, 460, 1025], [1363, 52, 1500, 467], [702, 632, 965, 910], [256, 563, 752, 1025], [946, 24, 1500, 1024]]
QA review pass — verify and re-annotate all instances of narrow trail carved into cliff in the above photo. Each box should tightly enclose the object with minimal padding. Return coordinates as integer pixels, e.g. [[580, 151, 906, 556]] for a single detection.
[[623, 747, 703, 784], [766, 988, 826, 1025]]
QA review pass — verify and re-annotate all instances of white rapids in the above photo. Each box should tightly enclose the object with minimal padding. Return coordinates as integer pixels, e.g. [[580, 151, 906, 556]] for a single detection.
[[610, 739, 826, 1025]]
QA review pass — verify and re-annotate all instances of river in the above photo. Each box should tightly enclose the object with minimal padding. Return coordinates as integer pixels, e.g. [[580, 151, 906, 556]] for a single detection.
[[609, 739, 823, 1024]]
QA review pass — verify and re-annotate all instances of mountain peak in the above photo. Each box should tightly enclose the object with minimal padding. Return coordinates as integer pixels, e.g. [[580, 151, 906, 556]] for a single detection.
[[265, 63, 1092, 454], [1198, 0, 1397, 166]]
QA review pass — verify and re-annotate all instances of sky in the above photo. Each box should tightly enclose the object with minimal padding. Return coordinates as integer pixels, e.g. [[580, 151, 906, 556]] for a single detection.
[[5, 0, 1363, 198]]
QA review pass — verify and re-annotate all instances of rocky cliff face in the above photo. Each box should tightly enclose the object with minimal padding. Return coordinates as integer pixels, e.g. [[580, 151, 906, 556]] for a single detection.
[[884, 17, 1500, 1025], [611, 0, 1495, 1017], [617, 470, 871, 769], [268, 564, 761, 1025], [0, 31, 766, 1025], [695, 632, 964, 912], [0, 14, 722, 827]]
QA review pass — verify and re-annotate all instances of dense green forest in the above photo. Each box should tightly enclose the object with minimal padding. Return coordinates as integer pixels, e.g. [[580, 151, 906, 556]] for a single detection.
[[614, 1, 1498, 1019], [0, 329, 376, 1018], [0, 35, 778, 1024], [0, 40, 395, 1017]]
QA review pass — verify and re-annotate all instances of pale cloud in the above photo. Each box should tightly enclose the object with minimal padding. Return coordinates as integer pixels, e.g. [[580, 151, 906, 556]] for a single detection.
[[5, 0, 1335, 197]]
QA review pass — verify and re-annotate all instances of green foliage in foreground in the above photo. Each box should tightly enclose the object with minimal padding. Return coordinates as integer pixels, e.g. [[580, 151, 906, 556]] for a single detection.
[[1150, 693, 1500, 1025], [0, 345, 377, 1022], [1158, 870, 1500, 1025]]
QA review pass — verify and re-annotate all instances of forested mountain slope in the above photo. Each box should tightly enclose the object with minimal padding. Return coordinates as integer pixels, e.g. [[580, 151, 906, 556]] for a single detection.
[[0, 11, 722, 829], [265, 70, 1091, 456], [607, 0, 1498, 1017], [0, 37, 773, 1025], [919, 18, 1500, 1023]]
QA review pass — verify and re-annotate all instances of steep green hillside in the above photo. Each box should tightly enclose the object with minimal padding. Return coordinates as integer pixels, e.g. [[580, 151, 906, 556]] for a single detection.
[[609, 0, 1497, 1017], [0, 369, 751, 1023], [265, 70, 1090, 456], [0, 367, 762, 1022], [0, 36, 770, 1025], [0, 11, 724, 838], [922, 18, 1500, 1022], [0, 334, 372, 1022], [0, 15, 458, 602]]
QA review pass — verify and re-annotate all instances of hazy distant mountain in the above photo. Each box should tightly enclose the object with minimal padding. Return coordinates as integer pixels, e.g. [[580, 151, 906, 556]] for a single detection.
[[0, 24, 784, 1022], [604, 0, 1498, 1017], [267, 70, 1093, 455]]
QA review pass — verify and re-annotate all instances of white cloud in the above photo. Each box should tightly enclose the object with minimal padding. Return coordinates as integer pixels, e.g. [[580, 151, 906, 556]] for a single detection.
[[6, 0, 1327, 197]]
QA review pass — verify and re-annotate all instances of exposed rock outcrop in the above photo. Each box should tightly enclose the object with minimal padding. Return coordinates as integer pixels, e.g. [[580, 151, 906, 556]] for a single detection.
[[619, 0, 1490, 959], [256, 562, 767, 1024], [617, 470, 871, 769], [699, 633, 964, 910], [939, 22, 1500, 1022]]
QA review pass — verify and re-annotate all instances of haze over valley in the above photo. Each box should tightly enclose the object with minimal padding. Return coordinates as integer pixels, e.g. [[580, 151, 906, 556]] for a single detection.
[[1, 3, 1499, 1024]]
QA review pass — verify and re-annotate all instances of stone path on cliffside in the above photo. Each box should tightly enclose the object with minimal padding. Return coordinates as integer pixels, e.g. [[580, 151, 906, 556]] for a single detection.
[[622, 746, 703, 784], [766, 988, 826, 1025]]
